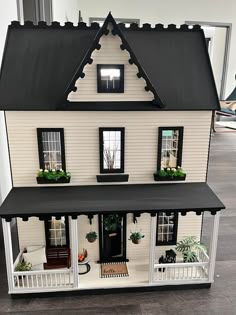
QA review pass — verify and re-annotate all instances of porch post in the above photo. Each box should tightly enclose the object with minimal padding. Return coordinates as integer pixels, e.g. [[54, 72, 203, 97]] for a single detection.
[[208, 211, 220, 283], [70, 217, 79, 288], [2, 219, 14, 293], [149, 214, 157, 284]]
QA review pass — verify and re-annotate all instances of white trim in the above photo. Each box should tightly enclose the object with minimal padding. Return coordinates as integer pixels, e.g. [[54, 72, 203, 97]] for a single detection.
[[149, 215, 156, 283], [2, 219, 14, 292], [16, 0, 24, 24], [70, 217, 79, 288], [208, 212, 220, 282]]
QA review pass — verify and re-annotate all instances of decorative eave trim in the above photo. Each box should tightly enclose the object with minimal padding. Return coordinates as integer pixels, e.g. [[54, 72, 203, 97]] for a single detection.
[[65, 13, 164, 107], [1, 208, 223, 222], [9, 20, 100, 30], [118, 23, 202, 32]]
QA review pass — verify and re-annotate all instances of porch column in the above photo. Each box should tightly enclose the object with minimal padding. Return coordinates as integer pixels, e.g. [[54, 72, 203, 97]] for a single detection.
[[208, 211, 220, 283], [149, 214, 157, 284], [2, 219, 14, 293], [70, 217, 79, 288]]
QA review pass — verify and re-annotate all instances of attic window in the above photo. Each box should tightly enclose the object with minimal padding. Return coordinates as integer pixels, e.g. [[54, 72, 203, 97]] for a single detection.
[[97, 65, 124, 93]]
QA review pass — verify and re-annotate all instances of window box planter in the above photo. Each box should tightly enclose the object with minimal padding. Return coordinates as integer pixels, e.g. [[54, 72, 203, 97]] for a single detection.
[[96, 174, 129, 183], [153, 174, 186, 181], [36, 177, 71, 184]]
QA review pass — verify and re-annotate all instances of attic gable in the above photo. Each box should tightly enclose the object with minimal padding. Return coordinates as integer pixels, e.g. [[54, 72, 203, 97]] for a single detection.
[[67, 22, 155, 103]]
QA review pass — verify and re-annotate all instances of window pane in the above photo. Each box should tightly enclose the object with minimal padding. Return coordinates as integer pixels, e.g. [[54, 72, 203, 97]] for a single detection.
[[157, 212, 177, 245], [48, 216, 67, 247], [103, 130, 121, 170], [41, 131, 62, 170], [161, 129, 179, 168]]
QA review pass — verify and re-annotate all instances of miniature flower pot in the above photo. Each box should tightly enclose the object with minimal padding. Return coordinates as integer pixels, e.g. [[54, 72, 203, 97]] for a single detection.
[[87, 238, 96, 243], [36, 177, 71, 184], [153, 174, 186, 181], [132, 239, 141, 244]]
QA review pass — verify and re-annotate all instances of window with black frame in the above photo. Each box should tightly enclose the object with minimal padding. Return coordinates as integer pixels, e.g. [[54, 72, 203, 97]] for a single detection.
[[44, 216, 69, 248], [156, 212, 178, 246], [99, 128, 125, 173], [97, 65, 124, 93], [37, 128, 66, 170], [157, 127, 184, 170]]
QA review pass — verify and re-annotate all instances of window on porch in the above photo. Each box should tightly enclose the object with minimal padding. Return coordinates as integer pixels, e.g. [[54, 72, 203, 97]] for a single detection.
[[156, 212, 178, 246]]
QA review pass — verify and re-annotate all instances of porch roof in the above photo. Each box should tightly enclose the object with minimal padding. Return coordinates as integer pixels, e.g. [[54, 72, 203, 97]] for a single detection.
[[0, 183, 224, 221]]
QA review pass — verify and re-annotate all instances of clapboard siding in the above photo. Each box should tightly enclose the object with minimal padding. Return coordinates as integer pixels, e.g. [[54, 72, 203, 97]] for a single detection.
[[16, 213, 202, 263], [6, 111, 212, 186], [67, 27, 154, 102], [17, 217, 46, 249]]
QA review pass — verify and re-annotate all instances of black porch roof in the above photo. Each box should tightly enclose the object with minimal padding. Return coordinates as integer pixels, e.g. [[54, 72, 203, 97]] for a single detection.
[[0, 183, 225, 221]]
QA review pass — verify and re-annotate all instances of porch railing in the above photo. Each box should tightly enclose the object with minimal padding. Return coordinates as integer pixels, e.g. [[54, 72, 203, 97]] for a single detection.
[[13, 269, 73, 290], [153, 249, 209, 283]]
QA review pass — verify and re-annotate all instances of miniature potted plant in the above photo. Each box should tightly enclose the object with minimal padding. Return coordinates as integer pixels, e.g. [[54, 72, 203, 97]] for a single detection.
[[15, 261, 32, 272], [86, 231, 98, 243], [154, 166, 186, 181], [36, 169, 71, 184], [129, 231, 144, 244], [175, 236, 207, 262]]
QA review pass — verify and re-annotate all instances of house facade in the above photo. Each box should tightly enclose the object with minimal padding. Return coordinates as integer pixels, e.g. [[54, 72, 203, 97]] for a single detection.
[[0, 13, 224, 294]]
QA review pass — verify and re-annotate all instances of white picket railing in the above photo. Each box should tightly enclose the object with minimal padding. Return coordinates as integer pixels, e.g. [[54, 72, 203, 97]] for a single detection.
[[153, 249, 209, 283], [13, 269, 73, 290]]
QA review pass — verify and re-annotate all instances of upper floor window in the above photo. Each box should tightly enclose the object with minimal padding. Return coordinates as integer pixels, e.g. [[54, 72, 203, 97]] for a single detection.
[[97, 65, 124, 93], [156, 212, 178, 246], [99, 128, 125, 173], [37, 128, 66, 171], [157, 127, 184, 170]]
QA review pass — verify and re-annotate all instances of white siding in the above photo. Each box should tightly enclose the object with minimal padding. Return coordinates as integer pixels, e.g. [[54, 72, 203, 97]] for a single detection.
[[16, 212, 202, 263], [17, 218, 46, 249], [67, 25, 154, 102], [6, 111, 211, 187]]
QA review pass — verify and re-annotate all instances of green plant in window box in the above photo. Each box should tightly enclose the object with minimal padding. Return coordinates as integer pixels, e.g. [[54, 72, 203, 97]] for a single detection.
[[175, 236, 207, 262], [36, 169, 71, 184], [129, 231, 145, 244], [154, 166, 186, 181], [86, 231, 98, 243]]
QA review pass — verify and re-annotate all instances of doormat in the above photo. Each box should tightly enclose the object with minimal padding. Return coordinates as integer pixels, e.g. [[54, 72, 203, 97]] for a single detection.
[[100, 262, 129, 278]]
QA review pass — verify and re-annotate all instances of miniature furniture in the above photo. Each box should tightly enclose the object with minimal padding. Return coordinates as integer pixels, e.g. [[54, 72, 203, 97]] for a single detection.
[[44, 247, 71, 269], [158, 249, 177, 272], [78, 257, 91, 275]]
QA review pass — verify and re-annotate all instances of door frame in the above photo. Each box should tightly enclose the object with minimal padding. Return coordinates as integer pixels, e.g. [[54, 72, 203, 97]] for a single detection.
[[186, 20, 232, 100], [98, 214, 128, 263]]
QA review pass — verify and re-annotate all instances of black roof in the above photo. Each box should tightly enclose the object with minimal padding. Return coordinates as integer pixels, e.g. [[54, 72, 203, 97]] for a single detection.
[[0, 13, 220, 111], [0, 183, 225, 221]]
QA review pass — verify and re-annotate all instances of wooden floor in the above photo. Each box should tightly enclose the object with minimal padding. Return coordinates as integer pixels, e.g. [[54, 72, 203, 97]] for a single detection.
[[0, 128, 236, 314]]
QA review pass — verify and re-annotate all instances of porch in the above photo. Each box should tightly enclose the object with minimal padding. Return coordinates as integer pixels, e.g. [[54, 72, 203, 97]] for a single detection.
[[0, 183, 224, 294]]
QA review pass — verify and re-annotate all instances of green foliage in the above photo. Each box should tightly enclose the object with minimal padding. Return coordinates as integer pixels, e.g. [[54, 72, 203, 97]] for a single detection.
[[15, 261, 32, 272], [37, 169, 71, 181], [154, 166, 186, 178], [176, 236, 207, 263], [86, 231, 98, 240], [103, 214, 122, 232], [129, 231, 145, 241]]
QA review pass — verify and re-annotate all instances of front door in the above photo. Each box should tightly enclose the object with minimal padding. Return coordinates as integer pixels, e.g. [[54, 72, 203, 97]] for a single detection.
[[98, 214, 127, 262]]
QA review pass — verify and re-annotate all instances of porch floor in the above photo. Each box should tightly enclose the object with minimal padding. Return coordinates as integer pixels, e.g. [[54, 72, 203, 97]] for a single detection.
[[79, 260, 149, 289]]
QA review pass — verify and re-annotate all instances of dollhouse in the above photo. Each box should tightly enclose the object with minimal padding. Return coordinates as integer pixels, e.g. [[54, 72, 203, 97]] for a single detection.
[[0, 13, 225, 295]]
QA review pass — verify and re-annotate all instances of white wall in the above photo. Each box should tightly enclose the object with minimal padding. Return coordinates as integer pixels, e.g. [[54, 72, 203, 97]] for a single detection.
[[6, 111, 212, 186], [0, 0, 17, 203], [52, 0, 236, 98]]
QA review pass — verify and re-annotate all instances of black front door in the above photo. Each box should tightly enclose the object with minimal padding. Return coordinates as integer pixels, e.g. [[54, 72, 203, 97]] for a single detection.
[[98, 214, 127, 262]]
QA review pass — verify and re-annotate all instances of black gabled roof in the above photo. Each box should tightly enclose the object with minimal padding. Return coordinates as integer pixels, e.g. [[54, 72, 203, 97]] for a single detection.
[[0, 13, 220, 111], [0, 183, 225, 221]]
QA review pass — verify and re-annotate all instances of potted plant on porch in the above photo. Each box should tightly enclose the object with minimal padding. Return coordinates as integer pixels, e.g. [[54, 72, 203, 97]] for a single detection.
[[154, 166, 186, 181], [129, 231, 144, 244], [86, 231, 98, 243], [36, 169, 71, 184], [175, 236, 207, 262]]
